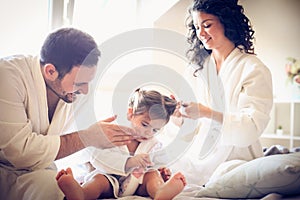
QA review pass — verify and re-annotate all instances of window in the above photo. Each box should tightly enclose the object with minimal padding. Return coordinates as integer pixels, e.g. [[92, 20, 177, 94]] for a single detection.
[[0, 0, 49, 57]]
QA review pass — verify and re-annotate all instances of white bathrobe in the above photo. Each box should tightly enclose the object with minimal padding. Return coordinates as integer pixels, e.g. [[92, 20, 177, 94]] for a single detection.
[[171, 48, 273, 185], [85, 137, 162, 198], [0, 55, 72, 200]]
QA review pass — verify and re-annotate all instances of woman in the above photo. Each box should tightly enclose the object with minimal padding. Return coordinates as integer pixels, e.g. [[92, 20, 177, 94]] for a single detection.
[[173, 0, 273, 185]]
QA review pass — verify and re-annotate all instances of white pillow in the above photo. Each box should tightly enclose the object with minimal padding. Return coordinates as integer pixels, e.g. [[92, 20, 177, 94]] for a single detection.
[[206, 159, 247, 185], [193, 152, 300, 198]]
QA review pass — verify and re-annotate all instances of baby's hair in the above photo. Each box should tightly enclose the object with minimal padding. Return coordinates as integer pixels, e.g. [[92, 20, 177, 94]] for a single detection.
[[128, 88, 177, 123]]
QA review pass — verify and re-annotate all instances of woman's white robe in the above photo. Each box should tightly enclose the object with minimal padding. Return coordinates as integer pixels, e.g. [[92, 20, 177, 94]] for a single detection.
[[171, 48, 273, 185]]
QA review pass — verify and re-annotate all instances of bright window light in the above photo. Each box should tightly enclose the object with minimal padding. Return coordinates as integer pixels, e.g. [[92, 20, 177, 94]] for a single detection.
[[0, 0, 48, 57], [72, 0, 137, 44]]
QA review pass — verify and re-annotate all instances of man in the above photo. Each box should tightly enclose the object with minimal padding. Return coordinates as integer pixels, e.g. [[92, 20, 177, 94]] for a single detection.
[[0, 27, 134, 199]]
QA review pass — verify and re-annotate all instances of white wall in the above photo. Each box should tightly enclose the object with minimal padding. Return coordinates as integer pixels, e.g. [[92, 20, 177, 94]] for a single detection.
[[0, 0, 49, 57], [1, 0, 299, 103], [240, 0, 300, 100]]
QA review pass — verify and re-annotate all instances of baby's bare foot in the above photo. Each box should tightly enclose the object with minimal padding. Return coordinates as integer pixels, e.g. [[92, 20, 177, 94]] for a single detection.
[[154, 172, 187, 200], [56, 168, 84, 200]]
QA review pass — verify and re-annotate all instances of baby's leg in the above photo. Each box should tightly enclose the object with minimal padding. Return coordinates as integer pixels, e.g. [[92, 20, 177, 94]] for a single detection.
[[154, 172, 186, 200], [135, 170, 186, 200], [56, 168, 113, 200], [56, 168, 85, 200], [81, 173, 114, 199]]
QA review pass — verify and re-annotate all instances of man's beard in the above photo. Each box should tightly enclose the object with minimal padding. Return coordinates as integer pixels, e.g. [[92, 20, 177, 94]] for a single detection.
[[46, 82, 77, 103]]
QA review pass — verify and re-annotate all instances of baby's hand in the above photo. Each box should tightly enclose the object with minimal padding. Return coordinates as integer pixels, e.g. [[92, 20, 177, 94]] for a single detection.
[[125, 153, 153, 172], [158, 167, 172, 182], [132, 166, 145, 178]]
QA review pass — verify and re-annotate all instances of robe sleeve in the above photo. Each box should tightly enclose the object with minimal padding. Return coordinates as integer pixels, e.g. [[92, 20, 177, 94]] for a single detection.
[[221, 61, 273, 147], [0, 64, 60, 170], [89, 147, 130, 176]]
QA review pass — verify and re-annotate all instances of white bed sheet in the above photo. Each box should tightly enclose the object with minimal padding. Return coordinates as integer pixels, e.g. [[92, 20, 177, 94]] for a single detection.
[[101, 193, 300, 200]]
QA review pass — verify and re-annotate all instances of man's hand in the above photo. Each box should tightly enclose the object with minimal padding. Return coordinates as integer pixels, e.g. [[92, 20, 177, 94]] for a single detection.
[[99, 115, 136, 147], [57, 115, 135, 160], [78, 115, 135, 149]]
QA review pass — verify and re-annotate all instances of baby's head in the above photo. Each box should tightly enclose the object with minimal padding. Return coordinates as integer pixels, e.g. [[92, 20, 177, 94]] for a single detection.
[[127, 88, 177, 141]]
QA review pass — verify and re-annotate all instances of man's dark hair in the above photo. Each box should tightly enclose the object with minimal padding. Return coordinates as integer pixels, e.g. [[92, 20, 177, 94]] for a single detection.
[[40, 27, 101, 79]]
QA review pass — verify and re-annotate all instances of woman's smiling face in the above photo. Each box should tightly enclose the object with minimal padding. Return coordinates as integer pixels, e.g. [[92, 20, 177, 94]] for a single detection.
[[192, 11, 229, 50]]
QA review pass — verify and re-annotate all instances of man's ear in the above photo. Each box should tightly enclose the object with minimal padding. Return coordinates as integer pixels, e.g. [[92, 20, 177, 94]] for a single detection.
[[43, 64, 58, 81], [127, 107, 133, 120]]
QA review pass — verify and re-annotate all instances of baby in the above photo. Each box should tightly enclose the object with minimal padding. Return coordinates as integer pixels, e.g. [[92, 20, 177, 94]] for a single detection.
[[56, 88, 186, 200]]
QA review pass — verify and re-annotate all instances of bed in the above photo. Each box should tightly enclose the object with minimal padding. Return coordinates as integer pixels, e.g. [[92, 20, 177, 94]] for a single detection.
[[58, 152, 300, 200], [56, 146, 298, 200], [175, 149, 300, 199], [56, 124, 300, 200], [100, 147, 300, 200]]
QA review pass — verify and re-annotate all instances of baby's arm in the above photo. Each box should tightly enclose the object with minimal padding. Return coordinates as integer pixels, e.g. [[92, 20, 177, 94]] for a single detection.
[[125, 153, 153, 172], [158, 167, 172, 182], [89, 147, 130, 175]]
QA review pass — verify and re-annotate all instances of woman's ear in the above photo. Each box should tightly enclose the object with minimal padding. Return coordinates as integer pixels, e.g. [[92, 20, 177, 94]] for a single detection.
[[127, 107, 133, 120], [43, 64, 58, 81]]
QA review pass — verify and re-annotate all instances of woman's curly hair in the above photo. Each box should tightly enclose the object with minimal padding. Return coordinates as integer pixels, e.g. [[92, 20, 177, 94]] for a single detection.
[[186, 0, 255, 75]]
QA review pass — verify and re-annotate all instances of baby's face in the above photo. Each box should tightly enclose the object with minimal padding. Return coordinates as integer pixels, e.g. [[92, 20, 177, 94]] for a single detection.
[[129, 112, 167, 142]]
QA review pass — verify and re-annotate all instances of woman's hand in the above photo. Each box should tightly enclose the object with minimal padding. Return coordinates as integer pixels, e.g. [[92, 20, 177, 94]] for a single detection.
[[183, 102, 223, 123], [171, 101, 185, 126], [183, 102, 210, 119]]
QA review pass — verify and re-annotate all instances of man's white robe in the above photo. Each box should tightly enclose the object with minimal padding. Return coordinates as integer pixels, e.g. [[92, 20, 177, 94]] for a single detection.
[[0, 55, 72, 200]]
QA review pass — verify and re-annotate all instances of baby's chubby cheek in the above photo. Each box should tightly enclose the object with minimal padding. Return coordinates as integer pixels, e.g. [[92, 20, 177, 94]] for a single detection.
[[131, 126, 143, 137]]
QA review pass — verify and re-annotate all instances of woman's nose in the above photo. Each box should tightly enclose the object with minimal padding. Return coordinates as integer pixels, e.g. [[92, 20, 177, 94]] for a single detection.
[[197, 27, 205, 38]]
